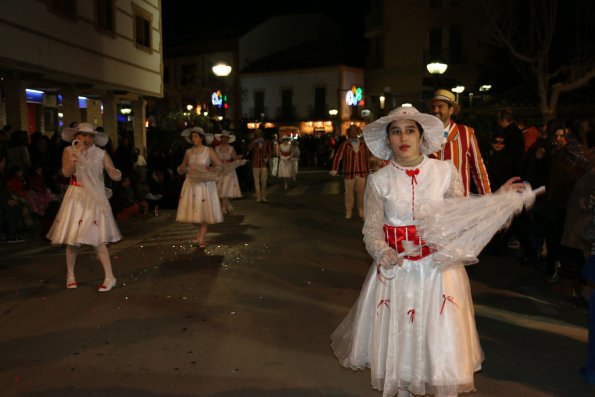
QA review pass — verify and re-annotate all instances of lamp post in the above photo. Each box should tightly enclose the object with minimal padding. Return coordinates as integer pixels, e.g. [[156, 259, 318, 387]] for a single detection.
[[451, 86, 465, 102], [426, 60, 448, 89], [211, 62, 232, 122]]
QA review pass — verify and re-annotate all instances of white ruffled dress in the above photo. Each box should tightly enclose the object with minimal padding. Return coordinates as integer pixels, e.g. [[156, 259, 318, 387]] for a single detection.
[[331, 156, 484, 397], [176, 146, 223, 224], [276, 141, 295, 179], [47, 145, 122, 246], [215, 145, 242, 199]]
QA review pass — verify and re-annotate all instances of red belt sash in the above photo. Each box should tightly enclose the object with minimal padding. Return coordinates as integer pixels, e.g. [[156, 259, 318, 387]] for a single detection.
[[383, 224, 433, 261], [70, 176, 82, 187]]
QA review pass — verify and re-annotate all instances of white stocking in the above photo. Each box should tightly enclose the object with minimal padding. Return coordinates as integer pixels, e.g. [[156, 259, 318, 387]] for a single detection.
[[94, 244, 115, 280], [66, 245, 79, 279]]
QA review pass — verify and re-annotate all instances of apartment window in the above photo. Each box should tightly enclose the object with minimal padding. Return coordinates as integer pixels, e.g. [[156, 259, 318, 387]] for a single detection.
[[449, 26, 463, 63], [314, 87, 326, 118], [95, 0, 115, 34], [180, 64, 196, 87], [48, 0, 76, 19], [254, 91, 265, 119], [429, 28, 442, 59], [132, 3, 152, 51], [430, 0, 442, 8], [281, 89, 293, 120]]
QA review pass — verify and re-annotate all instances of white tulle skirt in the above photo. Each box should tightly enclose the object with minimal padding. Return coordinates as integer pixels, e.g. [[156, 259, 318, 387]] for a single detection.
[[47, 185, 122, 246], [277, 158, 294, 178], [176, 179, 223, 224], [217, 171, 242, 199], [331, 255, 484, 397]]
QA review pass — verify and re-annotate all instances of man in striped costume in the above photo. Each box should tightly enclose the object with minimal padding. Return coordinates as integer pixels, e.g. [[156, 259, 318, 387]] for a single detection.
[[247, 129, 274, 202], [427, 89, 491, 196], [330, 125, 371, 219]]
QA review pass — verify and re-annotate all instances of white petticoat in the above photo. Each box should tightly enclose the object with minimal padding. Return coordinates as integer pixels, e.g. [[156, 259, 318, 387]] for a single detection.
[[47, 185, 122, 246], [331, 255, 484, 397]]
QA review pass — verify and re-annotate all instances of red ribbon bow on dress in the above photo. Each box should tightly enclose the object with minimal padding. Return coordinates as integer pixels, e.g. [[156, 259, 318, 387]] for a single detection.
[[406, 168, 419, 185]]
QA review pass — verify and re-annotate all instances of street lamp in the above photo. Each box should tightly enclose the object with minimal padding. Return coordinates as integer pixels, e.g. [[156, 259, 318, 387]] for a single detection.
[[212, 63, 232, 77], [426, 61, 448, 75], [451, 85, 465, 102], [426, 60, 448, 89]]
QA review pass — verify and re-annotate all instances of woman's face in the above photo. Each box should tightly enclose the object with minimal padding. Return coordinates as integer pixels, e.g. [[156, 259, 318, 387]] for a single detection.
[[75, 132, 94, 147], [191, 132, 203, 145], [388, 119, 423, 162]]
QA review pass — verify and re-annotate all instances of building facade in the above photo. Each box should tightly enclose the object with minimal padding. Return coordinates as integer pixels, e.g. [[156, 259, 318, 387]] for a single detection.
[[0, 0, 163, 152]]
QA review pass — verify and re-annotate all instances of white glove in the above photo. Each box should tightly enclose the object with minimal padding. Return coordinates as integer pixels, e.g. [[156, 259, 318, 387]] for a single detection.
[[378, 249, 403, 268], [329, 170, 338, 176]]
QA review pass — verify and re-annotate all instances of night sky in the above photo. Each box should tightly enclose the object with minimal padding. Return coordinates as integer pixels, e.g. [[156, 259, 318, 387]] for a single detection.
[[161, 2, 368, 44]]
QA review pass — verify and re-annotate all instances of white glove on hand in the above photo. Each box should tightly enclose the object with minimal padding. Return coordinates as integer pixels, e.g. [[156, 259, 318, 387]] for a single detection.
[[378, 249, 403, 268], [329, 170, 338, 176]]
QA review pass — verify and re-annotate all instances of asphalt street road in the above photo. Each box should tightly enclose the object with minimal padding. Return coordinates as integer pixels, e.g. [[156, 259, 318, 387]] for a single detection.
[[0, 170, 592, 397]]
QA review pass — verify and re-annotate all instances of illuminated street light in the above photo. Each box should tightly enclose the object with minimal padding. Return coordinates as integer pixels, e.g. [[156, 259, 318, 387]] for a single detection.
[[479, 85, 492, 92], [451, 86, 465, 102], [212, 63, 232, 77], [426, 61, 448, 75], [328, 108, 338, 117], [186, 104, 193, 111], [120, 107, 131, 115]]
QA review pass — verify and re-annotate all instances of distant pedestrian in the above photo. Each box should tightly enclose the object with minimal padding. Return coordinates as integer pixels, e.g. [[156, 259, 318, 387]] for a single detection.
[[176, 127, 223, 248], [330, 125, 371, 219], [214, 130, 245, 214], [276, 135, 296, 190], [46, 123, 121, 292], [247, 129, 274, 202]]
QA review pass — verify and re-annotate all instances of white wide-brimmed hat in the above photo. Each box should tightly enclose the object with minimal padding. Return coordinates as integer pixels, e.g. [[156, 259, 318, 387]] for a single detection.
[[363, 106, 444, 160], [215, 130, 236, 143], [61, 122, 109, 147], [181, 127, 205, 143]]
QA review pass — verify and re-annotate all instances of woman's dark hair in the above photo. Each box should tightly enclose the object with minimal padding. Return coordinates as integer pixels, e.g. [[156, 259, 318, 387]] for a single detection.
[[386, 120, 424, 136]]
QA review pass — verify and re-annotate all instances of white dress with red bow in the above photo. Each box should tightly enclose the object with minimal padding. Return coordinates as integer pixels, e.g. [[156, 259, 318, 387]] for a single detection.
[[331, 156, 484, 397]]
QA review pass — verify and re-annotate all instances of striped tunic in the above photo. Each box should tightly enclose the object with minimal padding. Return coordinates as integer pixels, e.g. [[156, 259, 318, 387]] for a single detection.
[[431, 121, 491, 195], [248, 139, 274, 168], [331, 139, 371, 179]]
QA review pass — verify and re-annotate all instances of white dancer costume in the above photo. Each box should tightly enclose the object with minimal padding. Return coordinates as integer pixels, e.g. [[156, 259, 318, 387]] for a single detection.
[[176, 146, 223, 224], [47, 145, 122, 246], [331, 156, 483, 397], [215, 145, 242, 199], [276, 141, 295, 179]]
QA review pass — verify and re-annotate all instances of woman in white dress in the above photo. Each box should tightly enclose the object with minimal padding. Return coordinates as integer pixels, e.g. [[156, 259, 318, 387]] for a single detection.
[[330, 107, 523, 397], [176, 127, 223, 248], [47, 123, 121, 292], [276, 136, 295, 190], [214, 130, 243, 214]]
